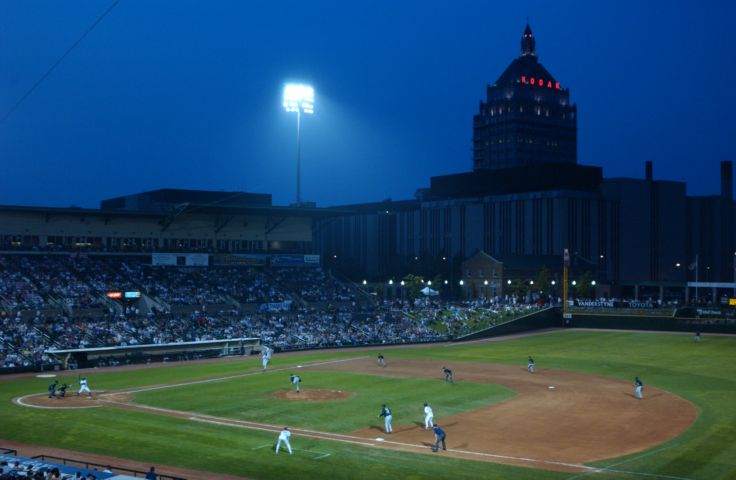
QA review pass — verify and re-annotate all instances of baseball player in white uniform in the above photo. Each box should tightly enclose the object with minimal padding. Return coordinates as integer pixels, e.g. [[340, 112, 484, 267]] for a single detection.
[[423, 402, 434, 429], [262, 347, 271, 370], [275, 427, 292, 454], [77, 377, 92, 397]]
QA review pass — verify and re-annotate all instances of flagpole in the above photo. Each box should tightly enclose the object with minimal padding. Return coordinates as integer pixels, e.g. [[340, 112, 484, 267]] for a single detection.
[[695, 253, 699, 303]]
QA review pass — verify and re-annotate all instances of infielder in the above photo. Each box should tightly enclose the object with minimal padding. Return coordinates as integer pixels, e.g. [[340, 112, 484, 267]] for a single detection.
[[379, 404, 393, 433], [443, 366, 454, 383], [262, 347, 271, 370], [290, 373, 301, 393], [527, 356, 535, 373], [77, 377, 92, 397], [634, 376, 644, 400], [423, 402, 434, 429], [377, 354, 386, 367], [275, 427, 292, 454]]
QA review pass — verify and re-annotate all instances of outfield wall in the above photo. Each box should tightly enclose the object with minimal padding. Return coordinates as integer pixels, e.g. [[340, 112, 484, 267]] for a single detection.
[[568, 313, 736, 334]]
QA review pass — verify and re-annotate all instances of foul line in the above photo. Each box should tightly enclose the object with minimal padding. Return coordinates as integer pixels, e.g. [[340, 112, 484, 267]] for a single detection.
[[121, 356, 367, 395], [565, 444, 682, 480], [186, 415, 693, 479], [187, 415, 595, 472]]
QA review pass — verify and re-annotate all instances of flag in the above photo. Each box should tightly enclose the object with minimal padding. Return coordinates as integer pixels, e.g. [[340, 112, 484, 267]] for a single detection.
[[688, 254, 699, 271]]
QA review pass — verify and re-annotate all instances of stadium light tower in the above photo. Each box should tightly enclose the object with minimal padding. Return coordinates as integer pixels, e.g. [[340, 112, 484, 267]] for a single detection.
[[283, 83, 314, 205]]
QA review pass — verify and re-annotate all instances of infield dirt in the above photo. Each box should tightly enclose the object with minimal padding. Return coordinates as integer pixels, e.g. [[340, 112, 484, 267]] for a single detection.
[[315, 358, 697, 470]]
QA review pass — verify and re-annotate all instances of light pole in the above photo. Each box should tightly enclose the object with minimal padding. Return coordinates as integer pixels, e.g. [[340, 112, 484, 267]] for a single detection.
[[283, 84, 314, 205]]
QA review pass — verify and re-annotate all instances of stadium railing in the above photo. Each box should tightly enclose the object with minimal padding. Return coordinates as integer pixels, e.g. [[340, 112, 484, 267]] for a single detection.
[[31, 454, 186, 480]]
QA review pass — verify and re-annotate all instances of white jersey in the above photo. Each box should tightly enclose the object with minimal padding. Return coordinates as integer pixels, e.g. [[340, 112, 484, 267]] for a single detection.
[[291, 376, 301, 385], [424, 405, 434, 416], [78, 379, 91, 394], [278, 429, 291, 441]]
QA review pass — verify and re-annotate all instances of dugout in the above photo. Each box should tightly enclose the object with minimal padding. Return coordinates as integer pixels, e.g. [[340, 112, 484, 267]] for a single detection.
[[46, 337, 261, 369]]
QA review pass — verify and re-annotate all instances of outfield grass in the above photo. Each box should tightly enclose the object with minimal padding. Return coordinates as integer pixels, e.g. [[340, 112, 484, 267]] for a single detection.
[[0, 330, 734, 480]]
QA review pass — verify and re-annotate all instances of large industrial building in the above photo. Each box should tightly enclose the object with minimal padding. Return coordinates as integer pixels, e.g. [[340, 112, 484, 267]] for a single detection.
[[316, 24, 735, 302]]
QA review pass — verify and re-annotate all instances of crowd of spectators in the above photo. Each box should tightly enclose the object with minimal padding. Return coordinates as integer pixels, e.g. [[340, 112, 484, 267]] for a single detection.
[[0, 254, 549, 371]]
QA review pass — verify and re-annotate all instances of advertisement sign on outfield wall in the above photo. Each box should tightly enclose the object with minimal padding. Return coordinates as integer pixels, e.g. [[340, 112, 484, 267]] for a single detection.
[[152, 253, 210, 267]]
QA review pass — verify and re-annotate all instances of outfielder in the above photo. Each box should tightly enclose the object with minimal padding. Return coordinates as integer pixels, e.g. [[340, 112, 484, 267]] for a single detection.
[[527, 356, 535, 373], [379, 404, 393, 433], [290, 373, 301, 393], [634, 376, 644, 400], [77, 377, 92, 397], [423, 402, 434, 429], [275, 427, 292, 454]]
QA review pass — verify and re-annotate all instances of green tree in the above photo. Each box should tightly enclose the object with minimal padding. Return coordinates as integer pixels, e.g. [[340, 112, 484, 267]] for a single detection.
[[575, 271, 595, 298], [401, 274, 425, 300], [534, 267, 552, 294]]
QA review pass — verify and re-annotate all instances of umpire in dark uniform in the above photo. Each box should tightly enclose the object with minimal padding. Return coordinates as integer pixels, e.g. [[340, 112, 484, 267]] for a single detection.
[[431, 423, 446, 452]]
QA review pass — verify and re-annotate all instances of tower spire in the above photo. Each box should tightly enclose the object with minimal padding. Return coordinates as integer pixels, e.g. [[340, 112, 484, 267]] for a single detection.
[[521, 23, 536, 57]]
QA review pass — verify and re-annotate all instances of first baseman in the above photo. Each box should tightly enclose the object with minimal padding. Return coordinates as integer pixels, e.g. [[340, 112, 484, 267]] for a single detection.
[[275, 427, 292, 454], [423, 402, 434, 429], [379, 404, 393, 433]]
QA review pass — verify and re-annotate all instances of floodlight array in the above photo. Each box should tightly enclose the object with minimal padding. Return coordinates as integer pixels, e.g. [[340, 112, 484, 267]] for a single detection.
[[283, 84, 314, 114]]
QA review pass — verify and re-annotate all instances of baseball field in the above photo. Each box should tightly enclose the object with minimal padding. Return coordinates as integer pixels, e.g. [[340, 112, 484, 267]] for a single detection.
[[1, 329, 735, 480]]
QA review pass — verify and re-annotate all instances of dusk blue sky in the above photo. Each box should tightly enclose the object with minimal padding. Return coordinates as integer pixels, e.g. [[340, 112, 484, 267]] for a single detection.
[[1, 0, 734, 208]]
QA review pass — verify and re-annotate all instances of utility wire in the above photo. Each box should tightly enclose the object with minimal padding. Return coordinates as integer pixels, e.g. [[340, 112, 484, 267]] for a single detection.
[[0, 0, 122, 126]]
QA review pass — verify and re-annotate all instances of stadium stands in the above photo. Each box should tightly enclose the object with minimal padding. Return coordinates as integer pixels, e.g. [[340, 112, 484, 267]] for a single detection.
[[6, 254, 664, 372]]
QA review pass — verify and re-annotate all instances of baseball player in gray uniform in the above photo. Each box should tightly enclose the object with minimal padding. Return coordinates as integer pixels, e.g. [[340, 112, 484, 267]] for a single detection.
[[379, 404, 393, 433], [634, 377, 644, 400], [290, 373, 301, 393]]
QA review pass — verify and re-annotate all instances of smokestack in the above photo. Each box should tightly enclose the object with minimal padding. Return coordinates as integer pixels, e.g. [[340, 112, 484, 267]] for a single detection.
[[645, 161, 653, 181], [721, 160, 733, 200]]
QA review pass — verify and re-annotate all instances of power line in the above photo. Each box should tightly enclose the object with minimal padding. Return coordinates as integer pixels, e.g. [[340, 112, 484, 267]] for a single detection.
[[0, 0, 123, 126]]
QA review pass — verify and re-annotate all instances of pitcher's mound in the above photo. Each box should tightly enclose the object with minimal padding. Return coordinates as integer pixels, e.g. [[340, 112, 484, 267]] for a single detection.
[[272, 389, 352, 401]]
